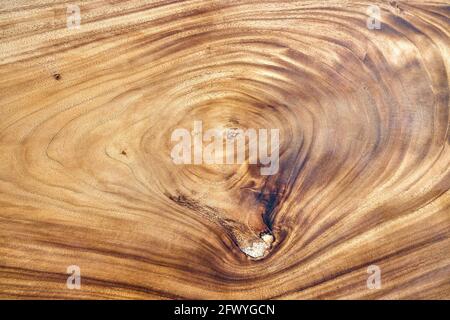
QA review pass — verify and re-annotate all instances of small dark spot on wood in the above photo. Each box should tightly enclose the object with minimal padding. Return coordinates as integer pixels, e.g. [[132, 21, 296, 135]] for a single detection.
[[121, 150, 127, 156], [389, 0, 403, 13], [53, 73, 61, 80]]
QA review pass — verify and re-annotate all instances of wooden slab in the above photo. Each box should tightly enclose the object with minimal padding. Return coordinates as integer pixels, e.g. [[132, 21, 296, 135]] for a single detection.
[[0, 0, 449, 299]]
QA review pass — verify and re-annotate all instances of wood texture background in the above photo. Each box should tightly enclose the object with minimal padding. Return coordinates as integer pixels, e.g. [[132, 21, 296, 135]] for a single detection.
[[0, 0, 449, 299]]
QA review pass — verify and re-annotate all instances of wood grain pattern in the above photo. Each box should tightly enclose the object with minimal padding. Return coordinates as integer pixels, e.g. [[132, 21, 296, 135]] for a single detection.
[[0, 0, 449, 299]]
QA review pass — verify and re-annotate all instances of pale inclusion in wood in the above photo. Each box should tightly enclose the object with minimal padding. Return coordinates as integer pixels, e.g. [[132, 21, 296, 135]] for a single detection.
[[241, 233, 274, 259]]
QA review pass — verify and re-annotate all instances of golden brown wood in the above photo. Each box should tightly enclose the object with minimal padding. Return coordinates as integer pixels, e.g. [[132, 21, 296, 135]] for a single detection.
[[0, 0, 449, 299]]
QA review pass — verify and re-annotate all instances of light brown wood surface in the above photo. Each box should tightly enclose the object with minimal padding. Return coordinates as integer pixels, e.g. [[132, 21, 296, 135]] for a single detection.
[[0, 0, 449, 299]]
